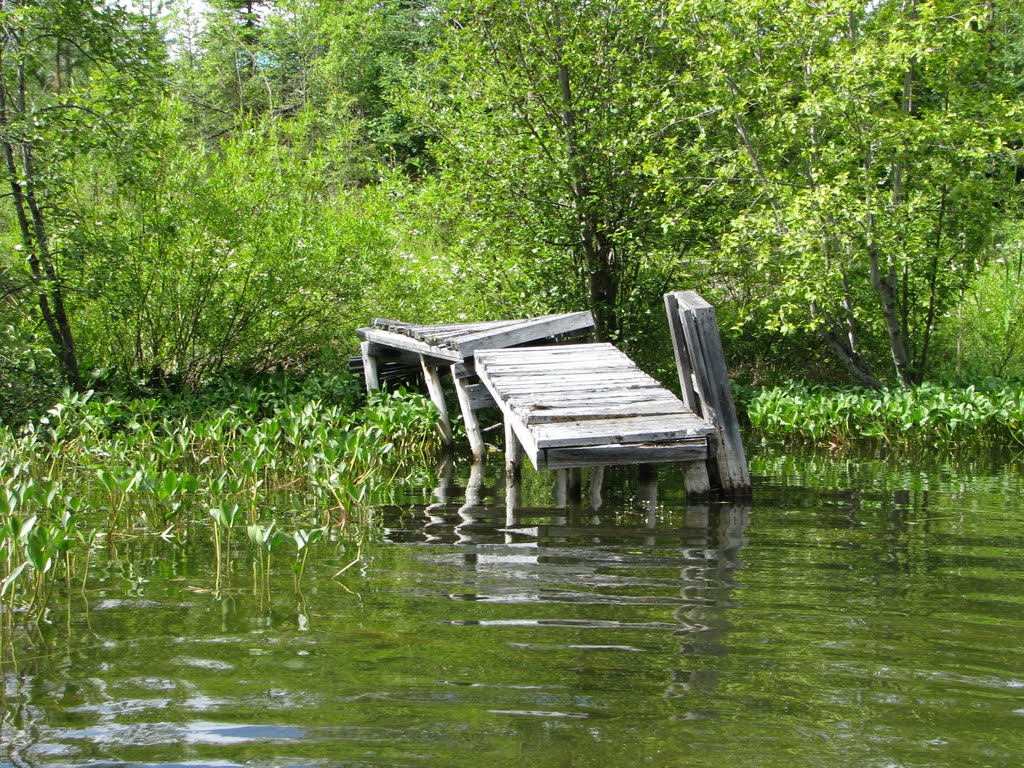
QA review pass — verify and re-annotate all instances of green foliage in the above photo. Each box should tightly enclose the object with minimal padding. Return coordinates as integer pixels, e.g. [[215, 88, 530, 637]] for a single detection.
[[930, 229, 1024, 380], [62, 105, 400, 387], [662, 0, 1019, 385], [747, 381, 1024, 448], [399, 0, 723, 345], [0, 379, 439, 635]]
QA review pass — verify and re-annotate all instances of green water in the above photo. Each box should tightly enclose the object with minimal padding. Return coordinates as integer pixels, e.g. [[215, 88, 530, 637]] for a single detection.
[[3, 446, 1024, 767]]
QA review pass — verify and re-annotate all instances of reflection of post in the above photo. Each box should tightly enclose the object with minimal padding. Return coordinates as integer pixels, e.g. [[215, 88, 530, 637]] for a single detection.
[[638, 464, 658, 527], [420, 356, 454, 449], [567, 468, 582, 505], [425, 453, 454, 519], [667, 502, 750, 704]]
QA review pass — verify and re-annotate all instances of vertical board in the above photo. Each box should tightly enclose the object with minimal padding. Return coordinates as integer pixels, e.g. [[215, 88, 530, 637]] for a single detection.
[[452, 366, 486, 460], [420, 356, 454, 449], [666, 291, 752, 498], [360, 341, 380, 392]]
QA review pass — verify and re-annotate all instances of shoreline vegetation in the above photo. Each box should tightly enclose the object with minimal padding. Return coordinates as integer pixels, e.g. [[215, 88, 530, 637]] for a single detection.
[[0, 375, 439, 641], [743, 380, 1024, 450], [1, 368, 1021, 647]]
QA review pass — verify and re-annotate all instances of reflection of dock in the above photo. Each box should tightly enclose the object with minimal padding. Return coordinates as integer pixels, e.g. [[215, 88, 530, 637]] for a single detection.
[[357, 292, 750, 499]]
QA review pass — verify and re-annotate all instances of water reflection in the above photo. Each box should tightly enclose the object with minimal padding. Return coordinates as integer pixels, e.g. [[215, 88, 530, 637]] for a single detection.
[[5, 447, 1024, 767]]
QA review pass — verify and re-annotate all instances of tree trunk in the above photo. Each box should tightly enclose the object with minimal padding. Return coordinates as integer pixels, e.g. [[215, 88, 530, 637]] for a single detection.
[[555, 51, 619, 342], [0, 37, 83, 391]]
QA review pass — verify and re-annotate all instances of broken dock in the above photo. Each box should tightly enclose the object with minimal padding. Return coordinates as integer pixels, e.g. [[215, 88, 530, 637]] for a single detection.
[[355, 291, 750, 499]]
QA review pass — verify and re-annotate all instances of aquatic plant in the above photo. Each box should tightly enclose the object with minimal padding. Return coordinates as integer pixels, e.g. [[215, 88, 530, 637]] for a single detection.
[[0, 377, 439, 642], [747, 381, 1024, 449]]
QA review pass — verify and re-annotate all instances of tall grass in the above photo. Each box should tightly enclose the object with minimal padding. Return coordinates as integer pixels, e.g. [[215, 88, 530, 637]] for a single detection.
[[746, 381, 1024, 449]]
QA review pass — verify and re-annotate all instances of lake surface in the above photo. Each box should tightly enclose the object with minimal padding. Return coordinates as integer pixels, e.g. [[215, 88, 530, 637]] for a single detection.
[[3, 445, 1024, 767]]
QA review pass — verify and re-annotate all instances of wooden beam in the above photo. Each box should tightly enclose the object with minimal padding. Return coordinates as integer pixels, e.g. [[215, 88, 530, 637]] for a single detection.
[[360, 341, 380, 392], [455, 311, 595, 357], [452, 366, 485, 460], [420, 356, 453, 449], [666, 291, 751, 498]]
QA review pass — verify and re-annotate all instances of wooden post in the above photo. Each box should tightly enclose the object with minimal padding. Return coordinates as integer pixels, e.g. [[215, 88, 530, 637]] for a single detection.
[[420, 356, 454, 449], [665, 291, 751, 498], [683, 461, 711, 499], [452, 366, 486, 460], [504, 420, 522, 483], [360, 341, 380, 392], [588, 466, 604, 512], [554, 469, 568, 507], [504, 420, 522, 526]]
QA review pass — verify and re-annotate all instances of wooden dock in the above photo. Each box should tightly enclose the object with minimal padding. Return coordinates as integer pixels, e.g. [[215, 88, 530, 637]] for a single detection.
[[356, 292, 750, 499]]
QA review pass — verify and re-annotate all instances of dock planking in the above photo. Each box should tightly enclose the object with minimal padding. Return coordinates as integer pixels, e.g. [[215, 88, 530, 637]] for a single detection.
[[475, 343, 715, 484], [355, 292, 750, 499]]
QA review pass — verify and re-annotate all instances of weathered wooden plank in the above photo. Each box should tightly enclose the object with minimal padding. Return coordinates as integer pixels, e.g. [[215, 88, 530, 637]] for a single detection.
[[478, 360, 632, 376], [487, 380, 665, 397], [455, 311, 595, 356], [482, 371, 657, 390], [542, 440, 707, 469], [462, 383, 497, 410], [664, 293, 701, 415], [532, 415, 712, 450], [669, 290, 751, 497], [503, 389, 684, 408], [477, 341, 611, 356], [357, 328, 464, 362], [520, 400, 690, 424], [360, 341, 380, 392]]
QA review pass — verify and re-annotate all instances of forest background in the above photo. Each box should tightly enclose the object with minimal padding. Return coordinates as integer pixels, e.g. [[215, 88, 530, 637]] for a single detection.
[[1, 0, 1022, 430]]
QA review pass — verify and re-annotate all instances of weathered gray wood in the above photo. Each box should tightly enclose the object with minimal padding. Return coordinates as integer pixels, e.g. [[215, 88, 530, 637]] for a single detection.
[[520, 400, 690, 425], [543, 440, 707, 468], [589, 466, 605, 511], [504, 419, 522, 482], [420, 357, 454, 449], [358, 328, 463, 362], [532, 414, 712, 450], [462, 383, 497, 410], [360, 341, 380, 392], [663, 293, 700, 414], [683, 460, 711, 498], [452, 366, 486, 460], [667, 291, 751, 497], [455, 311, 595, 356]]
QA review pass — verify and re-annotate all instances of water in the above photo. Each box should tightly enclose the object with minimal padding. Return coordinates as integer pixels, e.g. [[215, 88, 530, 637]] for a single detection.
[[4, 446, 1024, 767]]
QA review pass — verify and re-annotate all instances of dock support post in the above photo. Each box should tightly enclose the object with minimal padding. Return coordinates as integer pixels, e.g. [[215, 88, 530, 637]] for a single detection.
[[360, 341, 380, 391], [665, 291, 751, 497], [589, 466, 605, 512], [683, 461, 711, 499], [420, 356, 454, 449], [452, 367, 486, 460], [505, 421, 522, 526]]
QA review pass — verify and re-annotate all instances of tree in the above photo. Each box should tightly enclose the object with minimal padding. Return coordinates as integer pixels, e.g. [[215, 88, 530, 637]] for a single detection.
[[401, 0, 722, 345], [0, 0, 163, 390], [666, 0, 1019, 386]]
